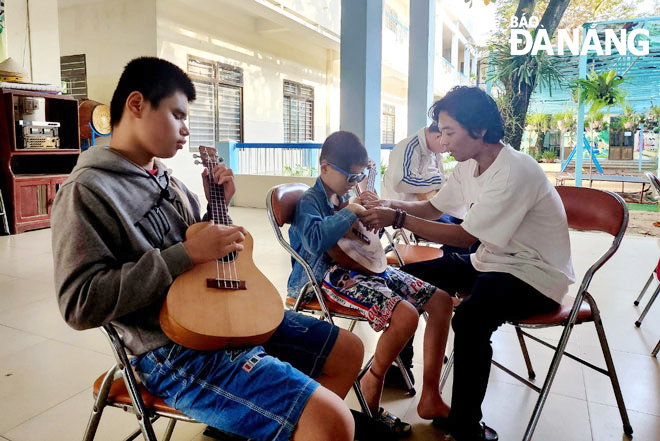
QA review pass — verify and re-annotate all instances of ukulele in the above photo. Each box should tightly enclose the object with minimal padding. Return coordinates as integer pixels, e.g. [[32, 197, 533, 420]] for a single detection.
[[159, 146, 284, 351], [327, 159, 387, 275]]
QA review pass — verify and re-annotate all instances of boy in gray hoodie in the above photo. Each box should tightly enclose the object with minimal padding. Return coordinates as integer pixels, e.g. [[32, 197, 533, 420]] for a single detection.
[[51, 57, 363, 441]]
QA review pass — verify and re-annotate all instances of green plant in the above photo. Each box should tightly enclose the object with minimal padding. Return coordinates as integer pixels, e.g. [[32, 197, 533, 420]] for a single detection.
[[570, 70, 627, 117], [494, 93, 523, 145], [380, 161, 387, 176], [489, 39, 564, 96], [609, 117, 624, 132], [526, 113, 550, 133], [541, 149, 556, 161]]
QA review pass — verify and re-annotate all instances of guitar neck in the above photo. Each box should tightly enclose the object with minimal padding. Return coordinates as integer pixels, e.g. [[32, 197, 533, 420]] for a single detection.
[[207, 168, 232, 226]]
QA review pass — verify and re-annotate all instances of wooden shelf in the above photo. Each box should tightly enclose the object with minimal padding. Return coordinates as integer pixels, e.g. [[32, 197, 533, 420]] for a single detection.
[[11, 149, 80, 155], [0, 89, 81, 234]]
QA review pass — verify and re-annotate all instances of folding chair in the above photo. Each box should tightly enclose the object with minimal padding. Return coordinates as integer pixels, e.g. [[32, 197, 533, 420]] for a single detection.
[[488, 186, 633, 440], [83, 325, 200, 441], [635, 172, 660, 327], [266, 183, 416, 417], [633, 256, 659, 328], [384, 227, 444, 267]]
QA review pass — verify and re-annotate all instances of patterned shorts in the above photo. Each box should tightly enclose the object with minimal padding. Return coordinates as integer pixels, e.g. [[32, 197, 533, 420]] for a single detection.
[[322, 265, 437, 332]]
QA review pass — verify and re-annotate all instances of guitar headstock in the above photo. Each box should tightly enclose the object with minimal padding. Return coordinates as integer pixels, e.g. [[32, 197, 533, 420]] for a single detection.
[[367, 158, 377, 173], [197, 146, 222, 169]]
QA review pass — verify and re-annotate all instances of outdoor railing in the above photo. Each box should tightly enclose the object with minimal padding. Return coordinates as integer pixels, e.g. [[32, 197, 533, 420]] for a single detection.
[[217, 141, 395, 176], [216, 141, 456, 177]]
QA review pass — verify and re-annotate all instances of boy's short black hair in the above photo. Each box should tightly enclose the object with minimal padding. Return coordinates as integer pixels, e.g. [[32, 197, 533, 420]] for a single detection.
[[428, 86, 504, 144], [110, 57, 196, 128], [320, 131, 369, 171]]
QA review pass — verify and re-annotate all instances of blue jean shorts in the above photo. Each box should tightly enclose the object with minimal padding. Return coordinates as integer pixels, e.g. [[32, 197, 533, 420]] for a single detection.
[[133, 310, 339, 441]]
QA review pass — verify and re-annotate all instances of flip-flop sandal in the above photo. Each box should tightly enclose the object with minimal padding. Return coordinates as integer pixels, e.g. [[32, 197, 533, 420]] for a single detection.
[[376, 407, 412, 438]]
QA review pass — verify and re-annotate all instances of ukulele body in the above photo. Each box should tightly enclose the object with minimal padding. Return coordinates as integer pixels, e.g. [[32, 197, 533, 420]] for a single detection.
[[160, 221, 284, 351], [328, 219, 387, 275]]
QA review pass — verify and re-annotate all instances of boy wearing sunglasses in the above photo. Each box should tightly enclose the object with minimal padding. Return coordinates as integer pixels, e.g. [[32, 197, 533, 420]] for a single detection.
[[287, 131, 454, 437]]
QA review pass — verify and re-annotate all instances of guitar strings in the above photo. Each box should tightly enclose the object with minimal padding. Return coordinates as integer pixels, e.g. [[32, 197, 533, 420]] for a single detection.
[[207, 155, 239, 289]]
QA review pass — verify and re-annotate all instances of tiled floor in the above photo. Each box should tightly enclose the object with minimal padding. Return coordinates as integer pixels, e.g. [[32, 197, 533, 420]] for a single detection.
[[1, 207, 659, 441]]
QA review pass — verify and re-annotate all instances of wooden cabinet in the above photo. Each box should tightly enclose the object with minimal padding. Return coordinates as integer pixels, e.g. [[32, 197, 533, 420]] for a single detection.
[[0, 89, 80, 233]]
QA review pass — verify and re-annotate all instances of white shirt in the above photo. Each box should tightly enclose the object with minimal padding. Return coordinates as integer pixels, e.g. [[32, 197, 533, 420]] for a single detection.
[[383, 128, 445, 201], [429, 145, 575, 303]]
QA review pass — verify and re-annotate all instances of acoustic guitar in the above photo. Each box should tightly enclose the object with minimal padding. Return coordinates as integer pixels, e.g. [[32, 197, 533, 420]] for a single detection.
[[327, 159, 388, 275], [159, 146, 284, 351]]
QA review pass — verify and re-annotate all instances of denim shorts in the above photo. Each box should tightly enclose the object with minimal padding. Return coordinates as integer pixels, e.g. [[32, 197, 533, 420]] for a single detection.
[[133, 310, 339, 441]]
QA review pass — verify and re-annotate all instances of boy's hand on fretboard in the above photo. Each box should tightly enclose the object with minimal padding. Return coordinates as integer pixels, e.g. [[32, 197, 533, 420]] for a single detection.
[[202, 164, 236, 205]]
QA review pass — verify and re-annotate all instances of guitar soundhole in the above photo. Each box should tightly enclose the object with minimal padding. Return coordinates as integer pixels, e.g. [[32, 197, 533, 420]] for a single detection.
[[207, 279, 247, 290], [219, 251, 237, 262], [352, 228, 371, 244]]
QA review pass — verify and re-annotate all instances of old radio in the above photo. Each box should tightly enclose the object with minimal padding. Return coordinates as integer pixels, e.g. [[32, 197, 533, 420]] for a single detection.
[[16, 120, 61, 149]]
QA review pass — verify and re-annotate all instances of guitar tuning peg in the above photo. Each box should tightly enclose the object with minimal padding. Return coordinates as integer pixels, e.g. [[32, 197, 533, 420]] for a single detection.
[[194, 160, 202, 165], [193, 154, 200, 159]]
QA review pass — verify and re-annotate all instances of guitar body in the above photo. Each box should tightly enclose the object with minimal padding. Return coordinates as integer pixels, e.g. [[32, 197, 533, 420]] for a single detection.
[[328, 220, 387, 275], [160, 223, 284, 351]]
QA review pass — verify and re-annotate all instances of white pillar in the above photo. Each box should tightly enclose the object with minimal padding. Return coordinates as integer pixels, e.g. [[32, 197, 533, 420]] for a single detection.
[[451, 33, 459, 80]]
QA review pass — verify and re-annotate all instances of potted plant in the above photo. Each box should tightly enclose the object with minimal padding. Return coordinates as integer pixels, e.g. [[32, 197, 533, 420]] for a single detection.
[[541, 149, 556, 163], [570, 70, 628, 117]]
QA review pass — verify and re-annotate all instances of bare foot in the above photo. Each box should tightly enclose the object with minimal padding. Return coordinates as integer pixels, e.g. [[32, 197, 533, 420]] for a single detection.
[[417, 392, 450, 420], [360, 369, 384, 413]]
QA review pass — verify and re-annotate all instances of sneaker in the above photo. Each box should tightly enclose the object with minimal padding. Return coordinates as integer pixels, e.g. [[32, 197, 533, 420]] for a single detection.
[[450, 422, 498, 441]]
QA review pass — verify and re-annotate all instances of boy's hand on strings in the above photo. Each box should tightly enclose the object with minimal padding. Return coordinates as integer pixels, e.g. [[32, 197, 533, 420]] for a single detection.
[[358, 207, 397, 230], [184, 224, 247, 264], [358, 190, 379, 206], [202, 164, 236, 204]]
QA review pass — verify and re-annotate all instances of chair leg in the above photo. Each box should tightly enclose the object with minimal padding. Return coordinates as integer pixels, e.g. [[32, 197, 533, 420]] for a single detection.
[[515, 326, 536, 379], [81, 366, 118, 441], [162, 418, 177, 441], [439, 349, 454, 391], [634, 273, 654, 306], [522, 319, 577, 441], [652, 339, 660, 357], [593, 308, 634, 436], [394, 356, 416, 396], [354, 355, 374, 418], [635, 283, 660, 327]]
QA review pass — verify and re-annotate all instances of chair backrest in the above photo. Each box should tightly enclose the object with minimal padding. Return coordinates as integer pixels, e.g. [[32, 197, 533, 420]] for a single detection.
[[645, 171, 660, 196], [555, 186, 628, 294], [268, 183, 310, 227], [556, 186, 628, 238]]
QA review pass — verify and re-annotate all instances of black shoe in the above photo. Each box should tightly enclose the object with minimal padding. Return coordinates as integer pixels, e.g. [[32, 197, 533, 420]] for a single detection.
[[451, 422, 498, 441], [352, 409, 399, 441], [203, 426, 251, 440]]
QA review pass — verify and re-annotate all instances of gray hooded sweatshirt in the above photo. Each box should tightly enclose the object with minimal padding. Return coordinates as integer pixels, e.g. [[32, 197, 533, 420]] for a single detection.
[[52, 146, 202, 355]]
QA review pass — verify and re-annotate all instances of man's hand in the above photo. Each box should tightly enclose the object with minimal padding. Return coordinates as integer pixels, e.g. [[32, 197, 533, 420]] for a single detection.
[[203, 164, 236, 204], [358, 207, 397, 230], [183, 224, 247, 264], [362, 193, 392, 209]]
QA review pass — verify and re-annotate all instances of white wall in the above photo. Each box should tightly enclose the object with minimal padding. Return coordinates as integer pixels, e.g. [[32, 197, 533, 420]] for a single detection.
[[156, 0, 332, 201], [58, 0, 157, 105], [6, 0, 61, 85]]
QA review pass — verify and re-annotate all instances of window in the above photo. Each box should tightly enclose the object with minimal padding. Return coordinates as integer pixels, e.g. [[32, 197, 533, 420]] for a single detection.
[[283, 80, 314, 143], [187, 56, 243, 151], [60, 54, 88, 100], [382, 103, 395, 144]]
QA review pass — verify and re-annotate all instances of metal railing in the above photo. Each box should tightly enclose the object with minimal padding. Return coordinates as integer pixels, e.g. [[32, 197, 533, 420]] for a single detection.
[[219, 142, 396, 176]]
